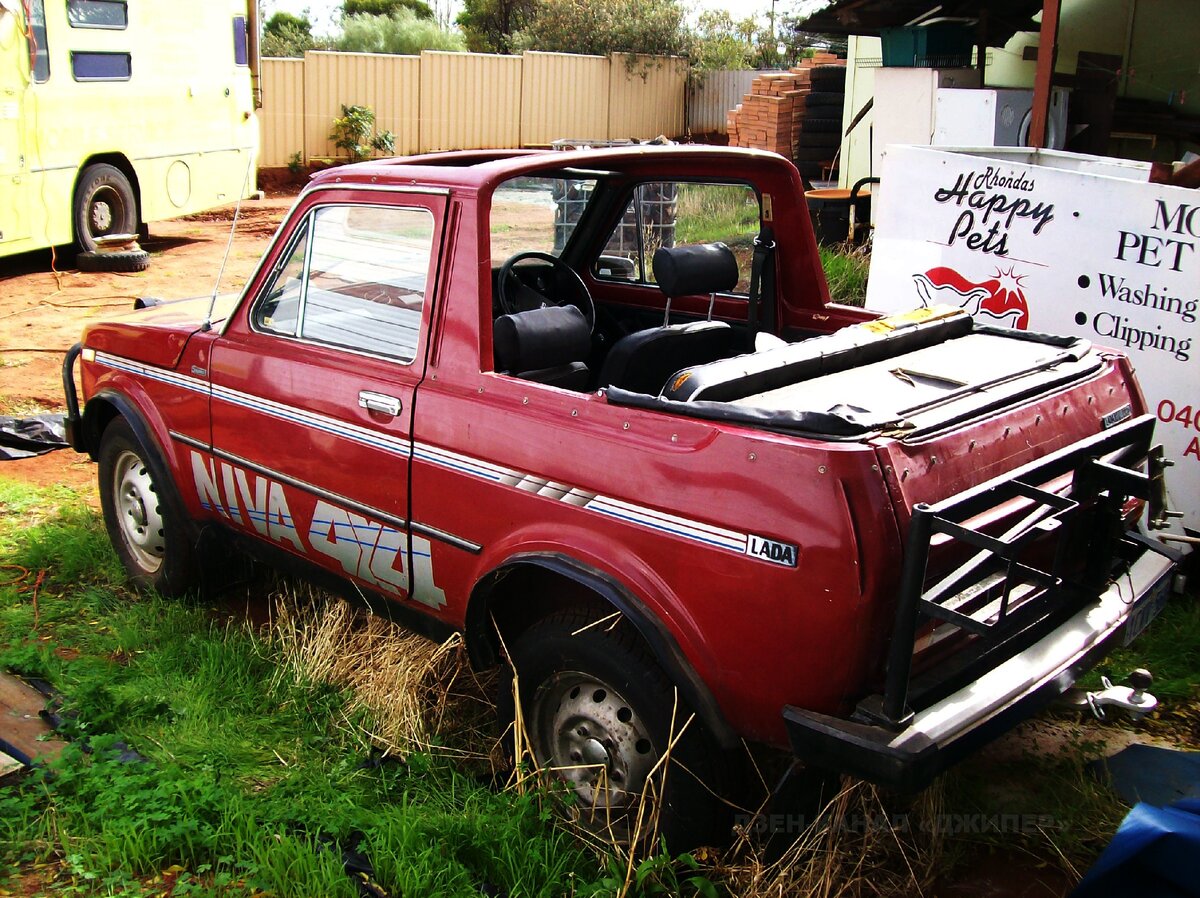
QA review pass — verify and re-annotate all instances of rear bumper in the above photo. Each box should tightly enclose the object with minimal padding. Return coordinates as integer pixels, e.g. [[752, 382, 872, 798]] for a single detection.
[[784, 546, 1178, 790]]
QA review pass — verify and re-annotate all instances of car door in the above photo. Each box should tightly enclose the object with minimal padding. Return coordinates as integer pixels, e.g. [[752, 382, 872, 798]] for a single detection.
[[206, 187, 448, 610]]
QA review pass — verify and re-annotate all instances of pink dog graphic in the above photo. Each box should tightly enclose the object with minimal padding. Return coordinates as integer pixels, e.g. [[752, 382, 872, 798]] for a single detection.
[[913, 265, 1030, 330]]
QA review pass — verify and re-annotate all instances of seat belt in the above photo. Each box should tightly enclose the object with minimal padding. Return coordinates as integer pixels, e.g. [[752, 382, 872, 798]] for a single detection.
[[746, 227, 776, 350]]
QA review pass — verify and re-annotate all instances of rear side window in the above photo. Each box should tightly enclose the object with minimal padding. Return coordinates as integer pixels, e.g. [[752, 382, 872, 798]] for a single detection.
[[67, 0, 128, 29], [72, 51, 132, 81], [253, 205, 436, 364], [594, 182, 760, 294]]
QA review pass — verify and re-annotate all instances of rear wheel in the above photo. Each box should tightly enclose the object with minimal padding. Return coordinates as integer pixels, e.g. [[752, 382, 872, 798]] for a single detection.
[[74, 163, 138, 253], [98, 417, 197, 595], [509, 608, 733, 849]]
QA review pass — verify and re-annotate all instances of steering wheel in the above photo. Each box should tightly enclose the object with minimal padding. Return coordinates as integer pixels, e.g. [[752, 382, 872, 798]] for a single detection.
[[497, 250, 595, 332]]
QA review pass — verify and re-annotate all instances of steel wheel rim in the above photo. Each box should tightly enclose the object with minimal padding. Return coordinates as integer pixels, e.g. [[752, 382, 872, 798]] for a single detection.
[[112, 449, 165, 572], [89, 185, 125, 237], [530, 671, 658, 831]]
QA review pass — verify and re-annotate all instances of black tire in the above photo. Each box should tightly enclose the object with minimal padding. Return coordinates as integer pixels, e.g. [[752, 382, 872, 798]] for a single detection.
[[795, 161, 835, 178], [74, 163, 138, 253], [98, 417, 197, 596], [808, 66, 847, 88], [798, 117, 842, 134], [803, 91, 845, 109], [508, 608, 733, 850], [76, 248, 150, 273], [794, 147, 837, 162], [795, 131, 841, 149]]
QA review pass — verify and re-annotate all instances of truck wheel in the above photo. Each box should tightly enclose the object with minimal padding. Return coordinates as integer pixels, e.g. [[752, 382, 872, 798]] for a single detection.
[[98, 417, 196, 596], [74, 163, 138, 253], [508, 608, 731, 849]]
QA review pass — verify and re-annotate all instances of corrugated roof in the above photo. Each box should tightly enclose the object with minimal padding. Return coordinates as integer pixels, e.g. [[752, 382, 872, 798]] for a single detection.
[[797, 0, 1044, 46]]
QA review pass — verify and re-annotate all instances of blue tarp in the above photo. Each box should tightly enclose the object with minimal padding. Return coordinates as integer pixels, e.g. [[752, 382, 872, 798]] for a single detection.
[[1072, 799, 1200, 898]]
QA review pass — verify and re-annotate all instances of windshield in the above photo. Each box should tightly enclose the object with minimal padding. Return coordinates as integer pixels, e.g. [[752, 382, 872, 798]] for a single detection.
[[489, 175, 599, 262]]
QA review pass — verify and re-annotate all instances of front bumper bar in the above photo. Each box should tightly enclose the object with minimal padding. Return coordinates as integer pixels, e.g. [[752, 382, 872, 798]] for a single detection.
[[784, 546, 1179, 790]]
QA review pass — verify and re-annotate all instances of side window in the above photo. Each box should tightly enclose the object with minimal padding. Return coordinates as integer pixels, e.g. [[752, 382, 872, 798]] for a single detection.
[[489, 176, 597, 261], [29, 0, 50, 83], [71, 51, 132, 81], [593, 182, 760, 294], [254, 223, 309, 336], [67, 0, 128, 29], [254, 205, 435, 364]]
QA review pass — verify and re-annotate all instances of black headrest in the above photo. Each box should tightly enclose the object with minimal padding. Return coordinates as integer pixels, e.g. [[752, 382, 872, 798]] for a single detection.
[[652, 243, 739, 298], [494, 305, 591, 373]]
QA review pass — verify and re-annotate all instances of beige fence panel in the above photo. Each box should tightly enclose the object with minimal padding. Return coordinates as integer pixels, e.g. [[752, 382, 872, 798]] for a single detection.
[[420, 51, 522, 152], [259, 50, 692, 166], [689, 70, 763, 135], [304, 51, 421, 161], [259, 58, 306, 167], [608, 54, 687, 140], [520, 52, 610, 146]]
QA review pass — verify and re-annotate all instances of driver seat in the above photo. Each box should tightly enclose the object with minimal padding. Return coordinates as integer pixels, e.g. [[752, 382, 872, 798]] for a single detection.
[[599, 243, 738, 395], [493, 305, 592, 390]]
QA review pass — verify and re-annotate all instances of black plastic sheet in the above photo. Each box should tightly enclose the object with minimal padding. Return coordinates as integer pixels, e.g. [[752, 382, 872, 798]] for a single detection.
[[0, 414, 69, 460]]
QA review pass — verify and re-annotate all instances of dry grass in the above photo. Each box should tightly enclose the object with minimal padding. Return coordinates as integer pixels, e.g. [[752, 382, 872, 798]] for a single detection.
[[269, 586, 498, 763], [268, 590, 949, 895], [719, 779, 946, 898]]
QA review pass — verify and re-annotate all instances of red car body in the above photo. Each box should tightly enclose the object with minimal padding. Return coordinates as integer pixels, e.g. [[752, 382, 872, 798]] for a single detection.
[[64, 147, 1180, 814]]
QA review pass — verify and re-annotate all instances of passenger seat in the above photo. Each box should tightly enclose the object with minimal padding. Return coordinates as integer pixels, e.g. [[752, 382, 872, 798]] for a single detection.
[[599, 243, 738, 395]]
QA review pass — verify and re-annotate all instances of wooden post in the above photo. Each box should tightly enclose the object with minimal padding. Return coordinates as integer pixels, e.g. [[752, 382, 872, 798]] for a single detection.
[[1029, 0, 1061, 149]]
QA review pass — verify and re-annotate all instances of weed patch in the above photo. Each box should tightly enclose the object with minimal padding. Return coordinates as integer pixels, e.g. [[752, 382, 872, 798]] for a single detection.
[[0, 480, 606, 896], [820, 244, 870, 306]]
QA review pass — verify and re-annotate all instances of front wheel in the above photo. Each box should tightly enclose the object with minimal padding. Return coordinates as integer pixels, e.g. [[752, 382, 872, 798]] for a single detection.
[[509, 608, 734, 849], [98, 417, 197, 596]]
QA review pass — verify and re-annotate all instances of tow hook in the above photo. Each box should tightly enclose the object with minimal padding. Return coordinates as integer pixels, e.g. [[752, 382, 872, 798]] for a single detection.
[[1087, 668, 1157, 721]]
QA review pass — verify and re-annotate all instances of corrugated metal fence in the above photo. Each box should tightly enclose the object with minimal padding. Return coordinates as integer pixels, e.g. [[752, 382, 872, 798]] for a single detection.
[[687, 69, 772, 135], [259, 50, 697, 166]]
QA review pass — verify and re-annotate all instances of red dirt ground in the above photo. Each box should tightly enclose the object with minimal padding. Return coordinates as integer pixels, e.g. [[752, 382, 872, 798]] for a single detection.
[[0, 194, 297, 495]]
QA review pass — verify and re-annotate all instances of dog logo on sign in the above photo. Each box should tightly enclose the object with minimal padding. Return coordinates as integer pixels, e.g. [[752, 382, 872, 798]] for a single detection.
[[913, 265, 1030, 330]]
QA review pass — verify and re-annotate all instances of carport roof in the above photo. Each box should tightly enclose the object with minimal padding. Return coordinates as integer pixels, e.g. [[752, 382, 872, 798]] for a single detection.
[[797, 0, 1045, 47]]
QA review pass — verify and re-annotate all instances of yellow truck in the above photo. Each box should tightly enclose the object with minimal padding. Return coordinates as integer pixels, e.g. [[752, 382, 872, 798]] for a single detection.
[[0, 0, 260, 269]]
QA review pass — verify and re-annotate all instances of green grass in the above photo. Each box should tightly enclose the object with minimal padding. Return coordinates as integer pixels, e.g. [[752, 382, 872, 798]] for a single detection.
[[674, 184, 760, 248], [2, 475, 1193, 895], [0, 478, 622, 896], [819, 246, 870, 306], [1088, 588, 1200, 704]]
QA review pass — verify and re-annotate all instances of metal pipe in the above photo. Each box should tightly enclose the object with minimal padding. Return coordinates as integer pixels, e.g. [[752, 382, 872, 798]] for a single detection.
[[881, 503, 934, 725], [1029, 0, 1062, 150]]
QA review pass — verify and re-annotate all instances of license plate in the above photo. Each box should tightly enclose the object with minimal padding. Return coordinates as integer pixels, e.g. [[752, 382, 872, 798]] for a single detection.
[[1122, 573, 1172, 646]]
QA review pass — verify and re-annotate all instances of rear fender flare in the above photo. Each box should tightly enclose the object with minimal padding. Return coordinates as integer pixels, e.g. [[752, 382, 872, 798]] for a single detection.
[[465, 551, 739, 750]]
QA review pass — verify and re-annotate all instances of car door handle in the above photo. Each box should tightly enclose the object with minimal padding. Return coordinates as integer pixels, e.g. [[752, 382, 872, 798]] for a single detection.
[[358, 391, 402, 416]]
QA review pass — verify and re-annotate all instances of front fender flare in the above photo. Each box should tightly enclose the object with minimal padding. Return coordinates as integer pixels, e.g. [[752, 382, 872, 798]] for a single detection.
[[84, 389, 198, 541]]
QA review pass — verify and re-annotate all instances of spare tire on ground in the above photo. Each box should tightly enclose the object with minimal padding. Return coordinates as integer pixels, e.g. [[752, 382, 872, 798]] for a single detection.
[[76, 248, 151, 273]]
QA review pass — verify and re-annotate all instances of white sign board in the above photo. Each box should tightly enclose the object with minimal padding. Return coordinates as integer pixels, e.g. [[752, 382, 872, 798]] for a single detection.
[[867, 145, 1198, 534]]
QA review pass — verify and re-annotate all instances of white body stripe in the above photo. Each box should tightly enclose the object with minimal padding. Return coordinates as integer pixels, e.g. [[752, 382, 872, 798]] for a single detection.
[[91, 350, 757, 558]]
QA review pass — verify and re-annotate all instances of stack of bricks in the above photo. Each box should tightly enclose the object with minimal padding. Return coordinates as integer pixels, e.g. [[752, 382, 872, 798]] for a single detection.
[[726, 54, 846, 159]]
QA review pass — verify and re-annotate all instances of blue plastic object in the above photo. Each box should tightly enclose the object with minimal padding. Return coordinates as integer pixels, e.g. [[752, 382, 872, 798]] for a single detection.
[[1072, 799, 1200, 898]]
